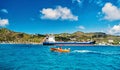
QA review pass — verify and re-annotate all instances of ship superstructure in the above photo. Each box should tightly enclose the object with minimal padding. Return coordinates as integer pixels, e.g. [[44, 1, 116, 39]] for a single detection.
[[43, 35, 95, 46]]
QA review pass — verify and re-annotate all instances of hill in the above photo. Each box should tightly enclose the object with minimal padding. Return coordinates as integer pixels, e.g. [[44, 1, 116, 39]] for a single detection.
[[0, 28, 120, 45], [0, 28, 45, 44], [55, 31, 120, 45]]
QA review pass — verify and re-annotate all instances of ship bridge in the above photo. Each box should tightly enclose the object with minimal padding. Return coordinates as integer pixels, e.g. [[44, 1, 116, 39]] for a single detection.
[[45, 35, 56, 42]]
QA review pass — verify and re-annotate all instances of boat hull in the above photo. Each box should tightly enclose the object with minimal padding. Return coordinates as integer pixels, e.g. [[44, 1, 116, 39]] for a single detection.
[[50, 48, 70, 52], [43, 41, 95, 46]]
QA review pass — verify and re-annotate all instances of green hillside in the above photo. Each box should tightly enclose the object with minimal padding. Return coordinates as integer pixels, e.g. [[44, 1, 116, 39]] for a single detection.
[[0, 28, 45, 44], [55, 31, 120, 45], [0, 28, 120, 45]]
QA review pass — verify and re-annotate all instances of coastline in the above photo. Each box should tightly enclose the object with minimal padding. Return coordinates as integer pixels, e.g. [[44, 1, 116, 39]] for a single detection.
[[0, 43, 120, 46], [0, 42, 42, 45]]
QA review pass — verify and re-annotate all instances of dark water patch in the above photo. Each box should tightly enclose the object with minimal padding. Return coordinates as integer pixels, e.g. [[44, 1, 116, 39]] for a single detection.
[[64, 67, 74, 70], [106, 64, 119, 70], [0, 62, 15, 70]]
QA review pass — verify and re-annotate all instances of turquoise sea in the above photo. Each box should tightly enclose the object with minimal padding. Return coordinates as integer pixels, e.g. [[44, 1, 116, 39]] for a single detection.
[[0, 44, 120, 70]]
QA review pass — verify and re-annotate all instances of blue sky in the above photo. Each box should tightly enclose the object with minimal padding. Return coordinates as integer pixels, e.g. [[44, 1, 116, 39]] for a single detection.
[[0, 0, 120, 35]]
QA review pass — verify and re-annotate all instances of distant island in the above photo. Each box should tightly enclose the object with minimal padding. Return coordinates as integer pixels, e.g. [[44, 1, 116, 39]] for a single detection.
[[0, 28, 120, 45]]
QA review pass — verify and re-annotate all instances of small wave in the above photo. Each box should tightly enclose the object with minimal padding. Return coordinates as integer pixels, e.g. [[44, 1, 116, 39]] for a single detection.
[[72, 50, 96, 53], [72, 50, 120, 55]]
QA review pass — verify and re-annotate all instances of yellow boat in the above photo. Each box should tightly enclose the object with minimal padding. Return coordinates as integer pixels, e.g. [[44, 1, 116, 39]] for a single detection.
[[50, 48, 70, 52]]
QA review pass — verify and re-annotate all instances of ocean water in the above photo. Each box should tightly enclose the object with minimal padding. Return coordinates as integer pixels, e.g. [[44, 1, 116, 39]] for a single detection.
[[0, 44, 120, 70]]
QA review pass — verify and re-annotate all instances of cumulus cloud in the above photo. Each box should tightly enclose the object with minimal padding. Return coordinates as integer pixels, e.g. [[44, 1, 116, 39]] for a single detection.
[[108, 24, 120, 35], [72, 0, 104, 7], [1, 9, 8, 13], [72, 0, 82, 6], [77, 25, 85, 29], [102, 3, 120, 21], [95, 0, 104, 6], [89, 0, 104, 6], [40, 6, 78, 21], [0, 18, 9, 27]]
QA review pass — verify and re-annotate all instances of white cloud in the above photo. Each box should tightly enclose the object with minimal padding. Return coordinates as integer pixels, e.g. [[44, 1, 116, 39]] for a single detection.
[[102, 3, 120, 21], [72, 0, 104, 7], [108, 24, 120, 35], [0, 18, 9, 27], [1, 9, 8, 13], [72, 0, 82, 4], [77, 25, 85, 29], [96, 0, 104, 6], [77, 0, 81, 3], [97, 12, 103, 18], [91, 0, 104, 6], [72, 0, 83, 6], [40, 6, 78, 21]]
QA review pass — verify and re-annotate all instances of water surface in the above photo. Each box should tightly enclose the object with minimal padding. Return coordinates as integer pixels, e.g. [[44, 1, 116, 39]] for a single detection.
[[0, 44, 120, 70]]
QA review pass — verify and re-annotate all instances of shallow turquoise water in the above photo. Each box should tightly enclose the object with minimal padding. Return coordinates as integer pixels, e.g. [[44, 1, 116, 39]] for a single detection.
[[0, 44, 120, 70]]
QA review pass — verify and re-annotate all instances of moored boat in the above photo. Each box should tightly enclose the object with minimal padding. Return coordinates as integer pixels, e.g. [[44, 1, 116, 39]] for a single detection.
[[43, 35, 95, 46]]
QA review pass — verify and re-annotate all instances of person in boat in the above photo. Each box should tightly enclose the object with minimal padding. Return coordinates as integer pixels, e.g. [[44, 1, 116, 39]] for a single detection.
[[59, 47, 62, 49], [58, 46, 62, 51]]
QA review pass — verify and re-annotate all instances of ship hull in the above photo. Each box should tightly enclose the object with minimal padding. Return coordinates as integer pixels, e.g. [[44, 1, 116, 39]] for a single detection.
[[43, 41, 95, 46]]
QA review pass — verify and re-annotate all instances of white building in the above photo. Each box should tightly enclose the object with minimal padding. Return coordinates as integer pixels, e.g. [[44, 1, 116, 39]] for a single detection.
[[108, 40, 113, 43]]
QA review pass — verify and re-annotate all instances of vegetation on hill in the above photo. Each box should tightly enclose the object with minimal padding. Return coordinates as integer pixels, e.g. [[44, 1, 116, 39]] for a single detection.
[[0, 28, 45, 44], [55, 31, 120, 45], [0, 28, 120, 45]]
